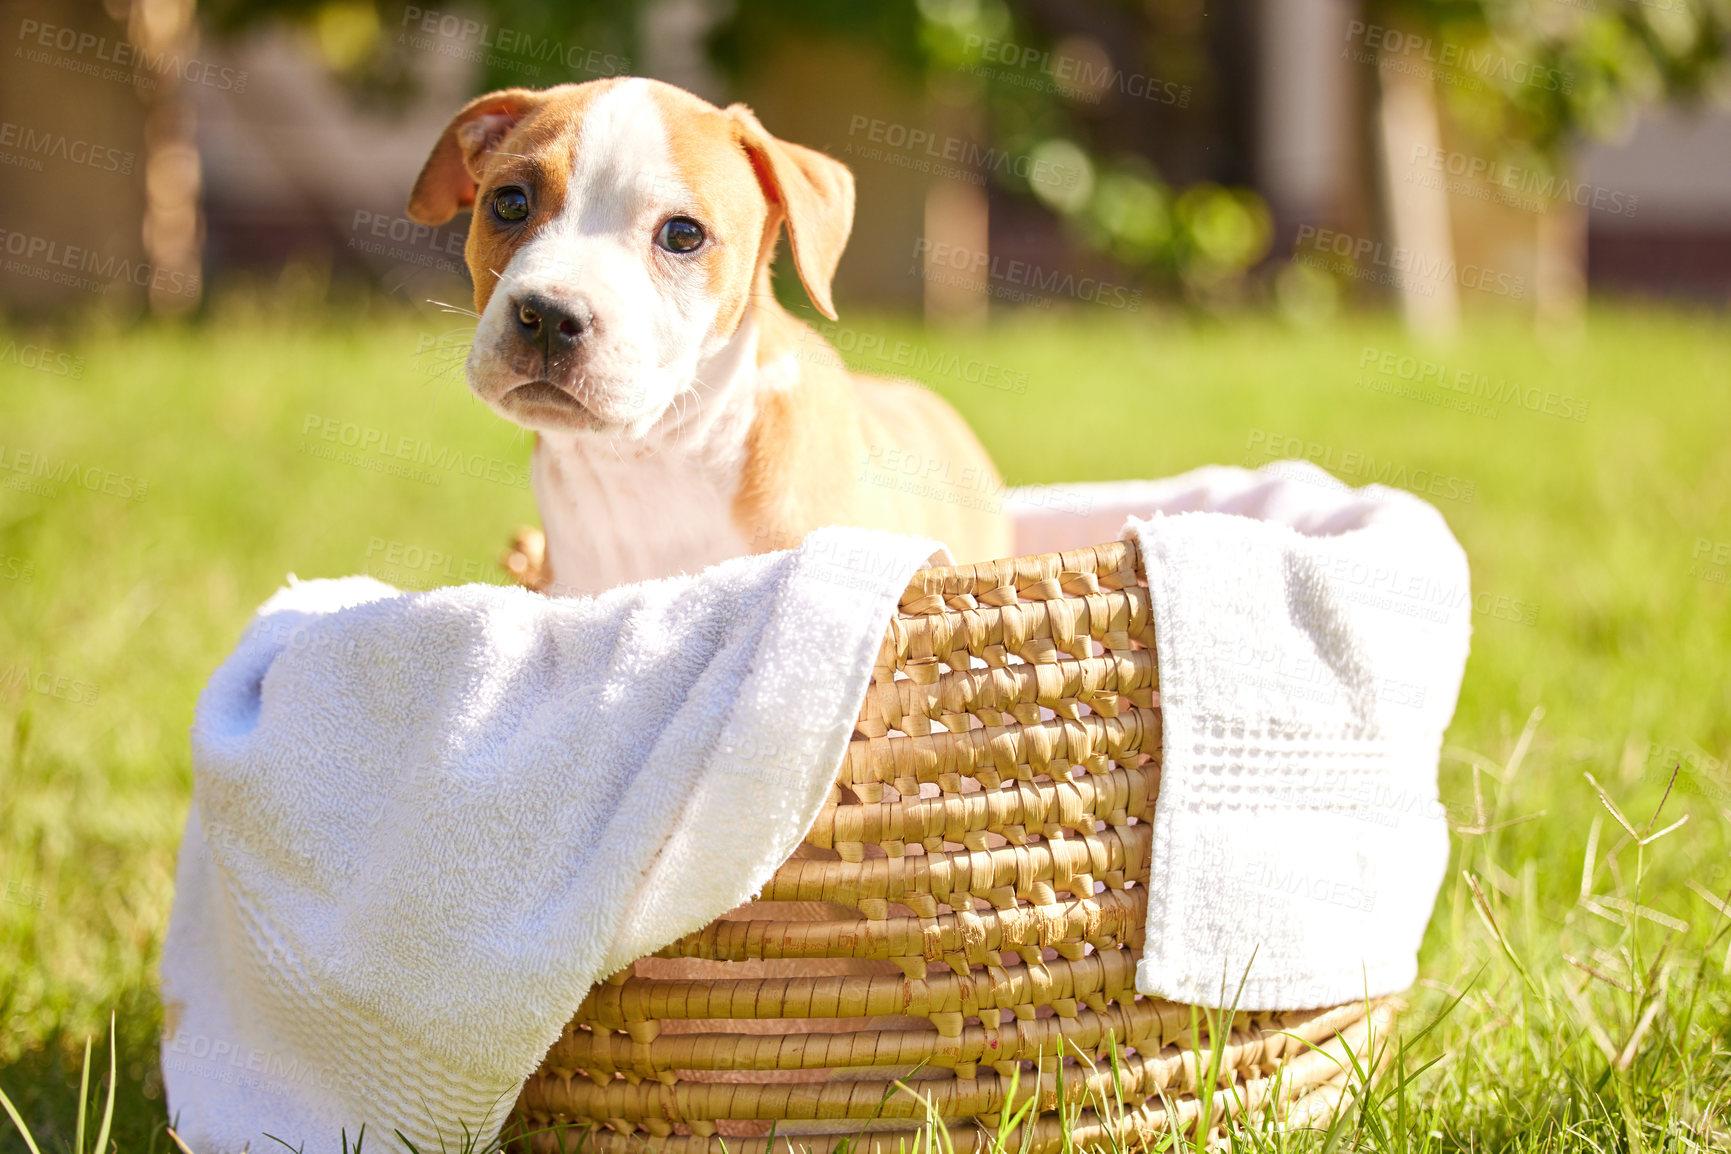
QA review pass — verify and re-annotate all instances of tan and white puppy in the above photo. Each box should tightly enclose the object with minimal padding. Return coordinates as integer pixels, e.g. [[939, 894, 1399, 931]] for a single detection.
[[408, 77, 1011, 596]]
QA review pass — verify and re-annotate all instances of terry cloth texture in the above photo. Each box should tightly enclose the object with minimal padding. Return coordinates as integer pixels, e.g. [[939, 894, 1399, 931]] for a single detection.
[[1009, 461, 1471, 1009], [160, 528, 940, 1153]]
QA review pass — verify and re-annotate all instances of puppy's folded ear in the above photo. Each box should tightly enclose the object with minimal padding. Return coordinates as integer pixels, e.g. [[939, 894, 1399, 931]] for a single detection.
[[408, 89, 544, 226], [728, 104, 855, 321]]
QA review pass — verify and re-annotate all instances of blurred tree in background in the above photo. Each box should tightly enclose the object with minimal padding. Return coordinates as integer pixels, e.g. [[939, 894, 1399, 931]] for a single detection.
[[1383, 0, 1730, 157], [186, 0, 1731, 309], [1363, 0, 1731, 326]]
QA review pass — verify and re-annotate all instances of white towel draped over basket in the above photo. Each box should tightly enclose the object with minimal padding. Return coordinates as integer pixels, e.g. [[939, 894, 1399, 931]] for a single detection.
[[161, 461, 1469, 1153], [1011, 460, 1471, 1009]]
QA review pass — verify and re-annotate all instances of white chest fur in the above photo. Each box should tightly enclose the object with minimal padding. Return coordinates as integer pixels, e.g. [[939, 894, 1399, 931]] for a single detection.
[[532, 435, 753, 597], [525, 308, 781, 597]]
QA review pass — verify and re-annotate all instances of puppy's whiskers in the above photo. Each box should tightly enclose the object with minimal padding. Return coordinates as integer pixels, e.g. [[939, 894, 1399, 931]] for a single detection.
[[680, 386, 706, 437], [425, 298, 481, 320], [415, 323, 477, 386]]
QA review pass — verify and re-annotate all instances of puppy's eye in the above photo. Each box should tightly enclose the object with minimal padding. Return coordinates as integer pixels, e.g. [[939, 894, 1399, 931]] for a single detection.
[[656, 217, 705, 253], [492, 186, 530, 223]]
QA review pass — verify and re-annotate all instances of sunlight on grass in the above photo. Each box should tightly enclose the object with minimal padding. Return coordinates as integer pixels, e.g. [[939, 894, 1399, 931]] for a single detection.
[[1, 298, 1728, 1149]]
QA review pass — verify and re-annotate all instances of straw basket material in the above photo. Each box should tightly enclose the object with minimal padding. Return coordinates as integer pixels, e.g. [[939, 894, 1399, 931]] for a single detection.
[[506, 538, 1397, 1151]]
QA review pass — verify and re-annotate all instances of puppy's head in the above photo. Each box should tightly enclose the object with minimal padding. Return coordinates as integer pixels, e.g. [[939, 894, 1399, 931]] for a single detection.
[[407, 78, 854, 439]]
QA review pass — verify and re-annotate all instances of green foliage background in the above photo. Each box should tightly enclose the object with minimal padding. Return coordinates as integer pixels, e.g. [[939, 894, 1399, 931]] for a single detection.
[[191, 0, 1731, 302]]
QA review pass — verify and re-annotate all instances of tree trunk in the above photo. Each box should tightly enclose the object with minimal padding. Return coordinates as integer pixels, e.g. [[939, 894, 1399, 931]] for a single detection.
[[922, 83, 989, 328], [131, 0, 204, 315], [1373, 55, 1458, 337], [1534, 181, 1587, 331]]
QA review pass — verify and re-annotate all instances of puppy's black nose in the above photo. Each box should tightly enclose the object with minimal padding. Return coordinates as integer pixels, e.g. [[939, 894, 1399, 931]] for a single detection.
[[512, 293, 592, 350]]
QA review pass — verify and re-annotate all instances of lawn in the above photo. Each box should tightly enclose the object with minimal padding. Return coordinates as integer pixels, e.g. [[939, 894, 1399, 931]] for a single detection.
[[2, 294, 1729, 1150]]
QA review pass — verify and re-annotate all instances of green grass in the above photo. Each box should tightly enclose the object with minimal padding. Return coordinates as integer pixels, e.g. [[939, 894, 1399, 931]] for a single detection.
[[2, 294, 1729, 1151]]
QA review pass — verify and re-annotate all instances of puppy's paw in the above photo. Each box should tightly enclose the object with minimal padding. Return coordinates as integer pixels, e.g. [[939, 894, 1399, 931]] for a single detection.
[[502, 526, 552, 592]]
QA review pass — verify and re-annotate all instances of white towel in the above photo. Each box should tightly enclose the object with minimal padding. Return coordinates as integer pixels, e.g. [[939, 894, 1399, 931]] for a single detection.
[[1010, 461, 1471, 1009], [163, 459, 1469, 1150], [159, 528, 940, 1154]]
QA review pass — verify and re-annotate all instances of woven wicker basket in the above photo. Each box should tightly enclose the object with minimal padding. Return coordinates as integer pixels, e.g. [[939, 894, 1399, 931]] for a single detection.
[[506, 538, 1397, 1151]]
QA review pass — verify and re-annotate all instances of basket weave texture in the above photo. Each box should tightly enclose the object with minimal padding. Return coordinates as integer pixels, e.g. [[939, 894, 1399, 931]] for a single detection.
[[509, 539, 1395, 1151]]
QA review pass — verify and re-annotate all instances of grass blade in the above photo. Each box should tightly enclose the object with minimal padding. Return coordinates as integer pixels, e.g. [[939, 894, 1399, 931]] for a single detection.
[[0, 1085, 43, 1154], [76, 1034, 91, 1154], [93, 1017, 116, 1154]]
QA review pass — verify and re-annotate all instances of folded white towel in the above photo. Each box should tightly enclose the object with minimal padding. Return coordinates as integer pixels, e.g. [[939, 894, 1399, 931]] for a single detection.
[[159, 528, 940, 1153], [1010, 461, 1471, 1009]]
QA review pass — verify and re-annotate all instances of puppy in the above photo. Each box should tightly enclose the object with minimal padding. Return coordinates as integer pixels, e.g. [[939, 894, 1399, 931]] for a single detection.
[[410, 81, 1004, 1116], [407, 77, 1011, 596]]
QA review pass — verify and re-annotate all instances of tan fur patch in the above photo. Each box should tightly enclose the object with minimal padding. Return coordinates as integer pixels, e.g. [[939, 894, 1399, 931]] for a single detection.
[[458, 82, 613, 314], [643, 85, 772, 343]]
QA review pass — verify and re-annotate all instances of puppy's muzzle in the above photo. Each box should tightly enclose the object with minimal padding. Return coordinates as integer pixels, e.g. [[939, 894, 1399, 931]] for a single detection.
[[512, 291, 594, 358]]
